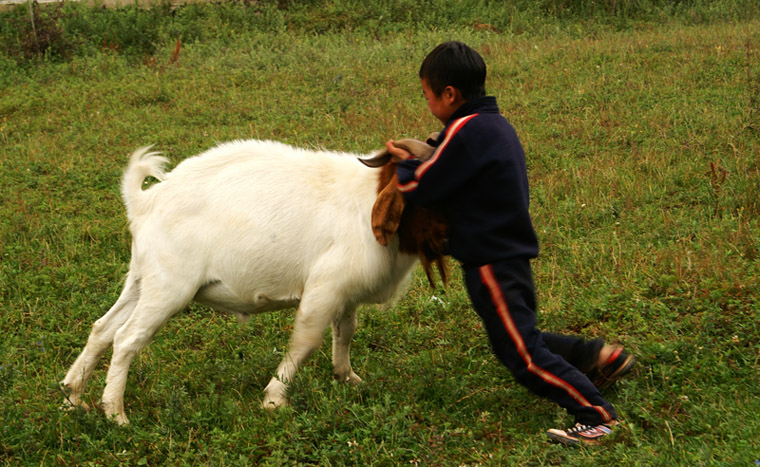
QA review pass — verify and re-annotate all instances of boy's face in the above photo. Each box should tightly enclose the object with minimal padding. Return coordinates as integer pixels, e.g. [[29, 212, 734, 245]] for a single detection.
[[421, 78, 465, 125]]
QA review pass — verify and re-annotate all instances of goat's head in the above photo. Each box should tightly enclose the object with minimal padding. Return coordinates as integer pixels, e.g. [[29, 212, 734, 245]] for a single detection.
[[359, 136, 448, 288]]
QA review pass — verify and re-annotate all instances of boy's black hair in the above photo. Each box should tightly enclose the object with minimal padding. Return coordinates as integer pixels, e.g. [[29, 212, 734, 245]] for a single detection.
[[419, 41, 486, 100]]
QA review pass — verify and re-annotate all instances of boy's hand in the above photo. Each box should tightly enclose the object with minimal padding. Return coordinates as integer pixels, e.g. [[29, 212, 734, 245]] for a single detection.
[[385, 140, 413, 162]]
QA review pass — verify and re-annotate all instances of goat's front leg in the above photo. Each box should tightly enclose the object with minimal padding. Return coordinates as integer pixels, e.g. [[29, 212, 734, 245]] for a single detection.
[[262, 287, 339, 409], [332, 305, 362, 384]]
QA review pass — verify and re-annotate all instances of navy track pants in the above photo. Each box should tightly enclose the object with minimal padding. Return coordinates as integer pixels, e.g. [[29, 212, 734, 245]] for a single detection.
[[463, 259, 616, 425]]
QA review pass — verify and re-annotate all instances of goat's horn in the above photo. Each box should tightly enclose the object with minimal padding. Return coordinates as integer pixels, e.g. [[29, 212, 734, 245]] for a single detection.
[[358, 151, 391, 167], [393, 138, 436, 162], [359, 138, 437, 167]]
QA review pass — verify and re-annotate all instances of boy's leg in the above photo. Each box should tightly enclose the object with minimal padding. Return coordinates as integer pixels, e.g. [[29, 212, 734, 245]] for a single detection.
[[543, 333, 635, 389], [463, 260, 616, 426], [541, 333, 603, 374]]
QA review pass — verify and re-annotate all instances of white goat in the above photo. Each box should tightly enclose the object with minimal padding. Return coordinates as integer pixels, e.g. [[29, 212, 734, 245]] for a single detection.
[[61, 139, 444, 424]]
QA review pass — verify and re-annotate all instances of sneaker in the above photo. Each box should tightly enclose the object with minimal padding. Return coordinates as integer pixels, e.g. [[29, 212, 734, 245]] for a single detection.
[[589, 347, 635, 390], [546, 420, 619, 445]]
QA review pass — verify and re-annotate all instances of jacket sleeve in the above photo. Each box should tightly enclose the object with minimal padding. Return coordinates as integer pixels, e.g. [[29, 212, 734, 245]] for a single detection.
[[396, 115, 480, 207]]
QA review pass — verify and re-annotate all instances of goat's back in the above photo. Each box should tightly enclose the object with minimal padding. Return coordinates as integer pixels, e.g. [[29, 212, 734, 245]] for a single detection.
[[126, 140, 417, 311]]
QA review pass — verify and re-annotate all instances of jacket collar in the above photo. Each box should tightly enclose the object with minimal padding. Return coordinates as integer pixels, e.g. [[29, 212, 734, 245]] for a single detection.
[[447, 96, 499, 123]]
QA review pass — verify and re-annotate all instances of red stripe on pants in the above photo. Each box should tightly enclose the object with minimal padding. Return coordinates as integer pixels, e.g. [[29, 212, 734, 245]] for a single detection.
[[479, 264, 612, 422]]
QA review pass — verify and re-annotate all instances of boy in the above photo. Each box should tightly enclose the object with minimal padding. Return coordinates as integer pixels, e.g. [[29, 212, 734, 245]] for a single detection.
[[385, 41, 634, 445]]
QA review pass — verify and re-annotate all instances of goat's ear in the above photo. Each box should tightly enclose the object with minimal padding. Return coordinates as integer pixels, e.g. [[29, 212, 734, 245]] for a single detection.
[[358, 151, 392, 168], [371, 174, 405, 246]]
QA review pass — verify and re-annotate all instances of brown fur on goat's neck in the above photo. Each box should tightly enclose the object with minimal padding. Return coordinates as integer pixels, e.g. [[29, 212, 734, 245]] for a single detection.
[[376, 163, 449, 288]]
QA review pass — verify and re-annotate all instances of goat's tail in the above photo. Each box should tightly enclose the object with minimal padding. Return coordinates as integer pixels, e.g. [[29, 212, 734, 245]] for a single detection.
[[121, 146, 169, 221]]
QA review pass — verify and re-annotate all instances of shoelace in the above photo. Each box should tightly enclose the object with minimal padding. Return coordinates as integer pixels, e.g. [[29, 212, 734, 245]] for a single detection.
[[567, 423, 595, 435], [567, 423, 613, 436]]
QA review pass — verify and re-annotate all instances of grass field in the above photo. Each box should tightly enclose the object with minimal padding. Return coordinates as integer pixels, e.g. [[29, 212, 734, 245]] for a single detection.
[[1, 1, 759, 465]]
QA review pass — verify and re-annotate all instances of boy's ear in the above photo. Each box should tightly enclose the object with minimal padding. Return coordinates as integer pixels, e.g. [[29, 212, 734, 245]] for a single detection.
[[442, 85, 464, 106]]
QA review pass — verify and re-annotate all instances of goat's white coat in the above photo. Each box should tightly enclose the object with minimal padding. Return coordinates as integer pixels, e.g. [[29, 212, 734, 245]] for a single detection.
[[61, 140, 418, 424]]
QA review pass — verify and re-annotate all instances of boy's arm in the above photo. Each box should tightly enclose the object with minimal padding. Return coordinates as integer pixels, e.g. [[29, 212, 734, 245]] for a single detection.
[[384, 140, 414, 163], [396, 117, 479, 206]]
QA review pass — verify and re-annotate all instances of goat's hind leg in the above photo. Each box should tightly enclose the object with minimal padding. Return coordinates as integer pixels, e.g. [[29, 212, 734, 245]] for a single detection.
[[332, 305, 362, 384], [100, 282, 195, 425], [61, 274, 140, 410]]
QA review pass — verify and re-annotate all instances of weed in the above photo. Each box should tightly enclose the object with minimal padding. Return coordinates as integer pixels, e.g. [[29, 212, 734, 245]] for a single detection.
[[707, 160, 729, 216], [744, 37, 760, 131], [2, 0, 71, 60], [1, 0, 759, 63], [143, 36, 182, 70]]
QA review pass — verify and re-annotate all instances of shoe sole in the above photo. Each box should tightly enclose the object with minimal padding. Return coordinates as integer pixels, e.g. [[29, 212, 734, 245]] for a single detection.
[[546, 429, 609, 446], [546, 430, 580, 446], [547, 421, 619, 446]]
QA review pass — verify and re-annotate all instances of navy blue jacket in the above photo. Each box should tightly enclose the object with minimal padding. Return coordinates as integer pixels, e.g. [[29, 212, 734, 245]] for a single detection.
[[396, 96, 539, 266]]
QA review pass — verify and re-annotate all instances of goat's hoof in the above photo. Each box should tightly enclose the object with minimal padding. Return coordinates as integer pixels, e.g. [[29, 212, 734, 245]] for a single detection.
[[261, 396, 289, 410], [262, 377, 289, 410], [341, 372, 363, 385], [105, 412, 130, 425], [61, 399, 91, 412], [102, 403, 130, 425], [59, 383, 88, 411]]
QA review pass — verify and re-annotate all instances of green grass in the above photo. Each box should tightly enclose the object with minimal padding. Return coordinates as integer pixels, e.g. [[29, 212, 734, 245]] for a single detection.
[[1, 1, 759, 465]]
